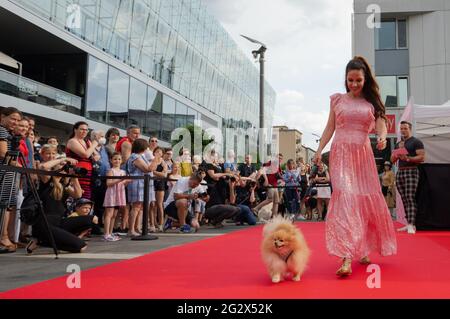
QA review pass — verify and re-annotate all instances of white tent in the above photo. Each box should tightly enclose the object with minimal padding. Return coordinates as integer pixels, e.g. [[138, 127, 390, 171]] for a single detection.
[[412, 100, 450, 164]]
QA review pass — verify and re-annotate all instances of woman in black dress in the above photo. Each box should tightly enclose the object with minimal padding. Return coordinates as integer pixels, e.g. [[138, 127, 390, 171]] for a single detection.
[[26, 144, 97, 253], [152, 147, 168, 232]]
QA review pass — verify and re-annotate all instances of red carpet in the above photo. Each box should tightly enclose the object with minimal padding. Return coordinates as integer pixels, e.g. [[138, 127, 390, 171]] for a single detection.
[[2, 222, 450, 299]]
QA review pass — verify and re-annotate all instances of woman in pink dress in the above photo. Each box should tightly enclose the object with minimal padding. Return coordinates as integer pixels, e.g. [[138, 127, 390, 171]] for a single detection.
[[314, 56, 397, 277]]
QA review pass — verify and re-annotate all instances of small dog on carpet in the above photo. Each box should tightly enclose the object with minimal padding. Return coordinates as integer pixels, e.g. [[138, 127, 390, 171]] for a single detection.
[[261, 216, 310, 283]]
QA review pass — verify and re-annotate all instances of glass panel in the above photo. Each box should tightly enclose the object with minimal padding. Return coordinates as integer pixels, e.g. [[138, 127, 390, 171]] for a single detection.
[[128, 77, 147, 130], [377, 76, 397, 107], [146, 86, 162, 138], [13, 0, 278, 135], [187, 107, 197, 126], [397, 19, 407, 48], [86, 56, 108, 122], [107, 66, 129, 128], [161, 94, 175, 141], [175, 102, 187, 129], [375, 20, 396, 50], [398, 77, 408, 107]]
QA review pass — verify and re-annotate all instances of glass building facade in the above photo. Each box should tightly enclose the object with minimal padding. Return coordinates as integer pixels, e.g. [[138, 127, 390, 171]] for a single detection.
[[9, 0, 276, 141]]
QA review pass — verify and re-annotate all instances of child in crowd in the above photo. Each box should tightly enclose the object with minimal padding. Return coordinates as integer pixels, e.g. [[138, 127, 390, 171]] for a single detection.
[[68, 198, 98, 239], [103, 152, 129, 242], [192, 168, 209, 230], [127, 139, 157, 236]]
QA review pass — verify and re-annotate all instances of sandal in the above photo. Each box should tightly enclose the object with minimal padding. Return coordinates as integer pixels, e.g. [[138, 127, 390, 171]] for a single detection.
[[359, 256, 371, 265], [336, 258, 352, 277], [26, 240, 39, 255]]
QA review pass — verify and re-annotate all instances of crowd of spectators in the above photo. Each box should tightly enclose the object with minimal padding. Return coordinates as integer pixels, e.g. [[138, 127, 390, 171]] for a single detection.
[[0, 106, 333, 255]]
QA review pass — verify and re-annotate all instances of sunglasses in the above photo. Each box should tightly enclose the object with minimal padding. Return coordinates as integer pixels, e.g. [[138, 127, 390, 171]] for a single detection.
[[151, 140, 158, 143]]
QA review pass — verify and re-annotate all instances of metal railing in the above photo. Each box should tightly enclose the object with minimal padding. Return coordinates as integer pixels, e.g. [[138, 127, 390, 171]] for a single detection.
[[0, 68, 82, 114]]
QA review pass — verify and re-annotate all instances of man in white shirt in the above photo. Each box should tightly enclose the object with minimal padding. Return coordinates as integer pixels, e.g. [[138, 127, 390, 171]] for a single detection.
[[163, 172, 203, 233]]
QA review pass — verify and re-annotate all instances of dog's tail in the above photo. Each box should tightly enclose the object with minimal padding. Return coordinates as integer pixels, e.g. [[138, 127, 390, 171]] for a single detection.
[[262, 215, 294, 237]]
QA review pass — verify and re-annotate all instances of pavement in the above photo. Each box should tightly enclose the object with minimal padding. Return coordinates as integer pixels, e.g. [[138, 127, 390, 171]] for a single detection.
[[0, 223, 253, 292]]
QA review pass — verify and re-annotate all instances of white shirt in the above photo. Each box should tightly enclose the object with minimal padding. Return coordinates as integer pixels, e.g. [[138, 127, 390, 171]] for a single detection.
[[164, 177, 201, 208]]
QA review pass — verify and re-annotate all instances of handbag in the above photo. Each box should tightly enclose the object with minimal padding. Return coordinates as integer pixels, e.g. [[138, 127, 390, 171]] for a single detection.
[[381, 185, 389, 196]]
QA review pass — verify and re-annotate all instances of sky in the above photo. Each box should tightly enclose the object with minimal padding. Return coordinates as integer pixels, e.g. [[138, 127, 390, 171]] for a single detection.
[[204, 0, 354, 150]]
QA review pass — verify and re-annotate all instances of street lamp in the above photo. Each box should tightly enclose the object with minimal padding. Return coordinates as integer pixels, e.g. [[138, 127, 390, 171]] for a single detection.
[[240, 35, 267, 130], [311, 133, 321, 143]]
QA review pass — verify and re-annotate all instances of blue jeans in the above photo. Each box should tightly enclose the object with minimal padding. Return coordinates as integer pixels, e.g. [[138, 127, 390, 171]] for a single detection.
[[235, 205, 257, 225], [284, 188, 299, 214]]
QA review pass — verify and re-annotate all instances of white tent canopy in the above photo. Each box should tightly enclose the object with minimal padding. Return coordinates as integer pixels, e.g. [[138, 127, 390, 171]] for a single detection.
[[413, 100, 450, 164]]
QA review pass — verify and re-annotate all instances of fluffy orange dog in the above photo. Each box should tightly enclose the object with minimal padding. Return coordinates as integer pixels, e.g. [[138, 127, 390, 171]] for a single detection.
[[261, 216, 310, 283]]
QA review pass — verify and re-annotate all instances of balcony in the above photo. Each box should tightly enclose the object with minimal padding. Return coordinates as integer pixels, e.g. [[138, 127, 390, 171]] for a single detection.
[[0, 68, 82, 114]]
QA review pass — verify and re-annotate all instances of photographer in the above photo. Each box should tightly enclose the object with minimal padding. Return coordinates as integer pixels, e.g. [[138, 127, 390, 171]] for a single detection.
[[163, 172, 203, 233], [204, 150, 235, 209], [26, 144, 96, 253], [0, 107, 22, 253], [229, 175, 257, 226]]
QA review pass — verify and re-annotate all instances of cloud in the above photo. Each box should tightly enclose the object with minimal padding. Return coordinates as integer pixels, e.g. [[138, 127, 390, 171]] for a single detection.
[[204, 0, 353, 149], [273, 89, 329, 149]]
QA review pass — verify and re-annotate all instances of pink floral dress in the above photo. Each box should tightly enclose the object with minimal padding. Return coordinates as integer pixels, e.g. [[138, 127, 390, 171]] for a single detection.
[[325, 93, 397, 259]]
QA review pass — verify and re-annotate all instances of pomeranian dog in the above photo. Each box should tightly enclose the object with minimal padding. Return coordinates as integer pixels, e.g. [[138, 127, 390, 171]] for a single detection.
[[261, 216, 310, 283]]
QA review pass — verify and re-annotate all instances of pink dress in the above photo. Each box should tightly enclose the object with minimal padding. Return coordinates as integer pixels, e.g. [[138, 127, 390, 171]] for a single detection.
[[325, 93, 397, 259], [103, 168, 127, 208]]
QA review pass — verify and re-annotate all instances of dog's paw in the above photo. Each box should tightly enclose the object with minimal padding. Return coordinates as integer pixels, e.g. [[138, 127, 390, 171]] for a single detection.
[[271, 274, 281, 283], [292, 274, 301, 282]]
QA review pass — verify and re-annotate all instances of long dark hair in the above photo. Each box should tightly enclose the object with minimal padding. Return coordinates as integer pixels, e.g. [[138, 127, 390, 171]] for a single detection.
[[345, 56, 386, 120], [69, 121, 89, 139], [0, 107, 22, 120]]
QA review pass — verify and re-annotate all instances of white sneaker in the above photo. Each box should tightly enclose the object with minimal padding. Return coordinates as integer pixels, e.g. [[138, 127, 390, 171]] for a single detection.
[[397, 225, 408, 232], [297, 214, 306, 221], [103, 234, 120, 242], [407, 224, 416, 234]]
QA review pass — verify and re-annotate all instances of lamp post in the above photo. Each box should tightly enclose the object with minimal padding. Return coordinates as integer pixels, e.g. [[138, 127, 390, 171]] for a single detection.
[[240, 35, 267, 130], [241, 35, 267, 161], [312, 133, 321, 143]]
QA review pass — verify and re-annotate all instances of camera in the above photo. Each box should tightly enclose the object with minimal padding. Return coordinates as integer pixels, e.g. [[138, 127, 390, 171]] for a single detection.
[[310, 164, 319, 177], [7, 134, 22, 151], [248, 180, 257, 188], [224, 175, 236, 182], [61, 162, 88, 176]]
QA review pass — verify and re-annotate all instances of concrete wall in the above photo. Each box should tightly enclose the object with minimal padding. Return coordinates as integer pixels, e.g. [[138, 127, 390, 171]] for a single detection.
[[354, 0, 450, 106]]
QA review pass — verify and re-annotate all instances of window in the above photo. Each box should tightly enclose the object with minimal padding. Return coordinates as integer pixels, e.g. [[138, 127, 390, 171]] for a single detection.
[[377, 76, 409, 107], [186, 107, 197, 126], [375, 20, 396, 50], [161, 95, 176, 141], [397, 77, 408, 107], [146, 87, 162, 138], [175, 102, 187, 129], [107, 66, 129, 128], [128, 78, 147, 130], [397, 19, 407, 48], [375, 19, 407, 50], [86, 56, 108, 122], [377, 76, 397, 107]]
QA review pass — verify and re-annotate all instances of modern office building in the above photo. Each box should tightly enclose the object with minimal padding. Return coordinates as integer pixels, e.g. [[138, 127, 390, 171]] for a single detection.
[[0, 0, 276, 150], [353, 0, 450, 165]]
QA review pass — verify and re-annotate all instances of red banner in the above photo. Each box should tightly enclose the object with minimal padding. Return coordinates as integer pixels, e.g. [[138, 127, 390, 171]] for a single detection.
[[370, 114, 396, 134]]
